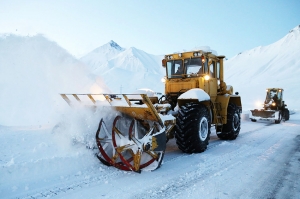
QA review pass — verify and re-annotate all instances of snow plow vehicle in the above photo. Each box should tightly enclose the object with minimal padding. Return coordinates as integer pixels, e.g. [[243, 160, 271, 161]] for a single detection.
[[250, 88, 289, 124], [61, 50, 242, 172]]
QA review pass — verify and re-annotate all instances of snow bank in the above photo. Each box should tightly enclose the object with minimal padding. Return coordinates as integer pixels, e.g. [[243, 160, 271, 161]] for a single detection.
[[0, 34, 110, 126]]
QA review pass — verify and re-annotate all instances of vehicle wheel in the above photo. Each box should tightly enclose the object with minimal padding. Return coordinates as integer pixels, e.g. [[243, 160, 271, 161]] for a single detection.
[[275, 111, 282, 124], [175, 103, 211, 153], [285, 109, 290, 121], [251, 119, 257, 122], [217, 103, 241, 140]]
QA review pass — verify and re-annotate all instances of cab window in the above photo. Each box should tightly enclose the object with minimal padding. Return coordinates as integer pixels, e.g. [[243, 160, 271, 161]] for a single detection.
[[204, 58, 208, 73], [216, 62, 220, 79], [166, 60, 183, 78], [277, 90, 282, 100], [184, 58, 202, 75], [209, 60, 216, 78]]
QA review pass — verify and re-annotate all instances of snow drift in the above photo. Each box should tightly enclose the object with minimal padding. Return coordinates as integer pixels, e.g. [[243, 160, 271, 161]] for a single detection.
[[0, 34, 110, 126]]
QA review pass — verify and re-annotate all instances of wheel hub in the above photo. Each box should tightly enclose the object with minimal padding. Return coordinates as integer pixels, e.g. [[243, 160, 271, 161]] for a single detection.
[[232, 113, 240, 131], [199, 117, 208, 141]]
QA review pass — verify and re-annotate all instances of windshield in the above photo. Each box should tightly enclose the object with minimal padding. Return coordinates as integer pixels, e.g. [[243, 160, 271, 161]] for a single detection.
[[184, 58, 202, 75], [265, 89, 282, 103], [166, 58, 205, 78], [166, 60, 183, 78]]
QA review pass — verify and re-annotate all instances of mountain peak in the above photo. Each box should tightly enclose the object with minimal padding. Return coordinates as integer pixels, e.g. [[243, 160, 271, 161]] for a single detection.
[[289, 25, 300, 33], [108, 40, 122, 50]]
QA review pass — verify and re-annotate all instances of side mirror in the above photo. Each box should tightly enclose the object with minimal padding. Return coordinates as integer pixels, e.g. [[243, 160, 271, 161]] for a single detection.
[[162, 59, 166, 67], [208, 59, 212, 66], [235, 92, 239, 95]]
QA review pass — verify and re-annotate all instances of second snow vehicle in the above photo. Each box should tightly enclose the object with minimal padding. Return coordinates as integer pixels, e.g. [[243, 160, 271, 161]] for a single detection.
[[61, 50, 242, 172], [250, 88, 289, 123]]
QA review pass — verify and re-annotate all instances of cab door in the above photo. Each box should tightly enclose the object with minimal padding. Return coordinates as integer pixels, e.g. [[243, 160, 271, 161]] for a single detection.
[[206, 59, 218, 101]]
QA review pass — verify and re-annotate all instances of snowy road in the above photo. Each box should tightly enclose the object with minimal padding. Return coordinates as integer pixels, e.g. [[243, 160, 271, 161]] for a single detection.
[[1, 112, 300, 199]]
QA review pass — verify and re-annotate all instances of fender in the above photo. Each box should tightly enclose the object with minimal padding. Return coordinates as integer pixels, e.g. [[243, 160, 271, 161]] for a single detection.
[[216, 94, 242, 123], [177, 88, 211, 108]]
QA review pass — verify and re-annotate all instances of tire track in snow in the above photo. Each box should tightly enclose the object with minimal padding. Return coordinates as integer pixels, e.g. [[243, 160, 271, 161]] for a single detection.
[[13, 122, 285, 199], [50, 123, 274, 199], [162, 123, 270, 165], [274, 134, 300, 198], [12, 159, 129, 199], [235, 119, 300, 198], [129, 123, 296, 199], [127, 146, 251, 199]]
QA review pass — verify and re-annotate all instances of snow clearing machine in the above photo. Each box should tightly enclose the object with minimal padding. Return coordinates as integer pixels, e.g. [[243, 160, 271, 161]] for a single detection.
[[250, 88, 289, 124], [61, 50, 242, 172]]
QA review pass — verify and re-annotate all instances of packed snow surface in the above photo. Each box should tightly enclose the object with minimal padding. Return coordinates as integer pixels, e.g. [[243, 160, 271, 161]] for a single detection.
[[1, 112, 300, 199]]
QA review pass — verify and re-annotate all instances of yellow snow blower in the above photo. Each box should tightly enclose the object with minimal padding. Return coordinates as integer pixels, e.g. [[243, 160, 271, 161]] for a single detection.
[[61, 50, 242, 172]]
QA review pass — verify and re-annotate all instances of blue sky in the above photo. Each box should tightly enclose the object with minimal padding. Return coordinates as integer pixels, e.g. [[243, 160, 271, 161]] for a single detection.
[[0, 0, 299, 59]]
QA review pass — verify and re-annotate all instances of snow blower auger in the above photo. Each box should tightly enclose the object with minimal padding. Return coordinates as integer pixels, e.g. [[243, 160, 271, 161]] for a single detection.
[[250, 88, 289, 124], [61, 49, 243, 172], [61, 93, 176, 172]]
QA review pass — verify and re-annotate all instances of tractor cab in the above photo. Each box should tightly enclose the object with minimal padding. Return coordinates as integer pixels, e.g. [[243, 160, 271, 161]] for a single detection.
[[164, 53, 212, 79], [264, 88, 284, 110], [161, 51, 230, 105]]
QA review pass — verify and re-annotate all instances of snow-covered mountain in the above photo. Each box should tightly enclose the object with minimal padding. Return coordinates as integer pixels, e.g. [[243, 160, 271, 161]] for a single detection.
[[1, 25, 299, 126], [80, 25, 300, 109], [225, 25, 300, 110], [0, 34, 110, 126], [80, 41, 165, 93], [80, 40, 125, 72]]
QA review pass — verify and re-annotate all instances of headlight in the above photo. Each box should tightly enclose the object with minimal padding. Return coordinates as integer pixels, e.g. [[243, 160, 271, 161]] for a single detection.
[[272, 102, 276, 106], [201, 55, 205, 63], [204, 75, 210, 81], [161, 77, 166, 83]]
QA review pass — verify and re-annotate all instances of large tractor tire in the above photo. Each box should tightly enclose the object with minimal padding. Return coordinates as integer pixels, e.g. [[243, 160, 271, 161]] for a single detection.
[[175, 103, 211, 153], [275, 111, 282, 124], [284, 109, 290, 121], [217, 103, 241, 140]]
